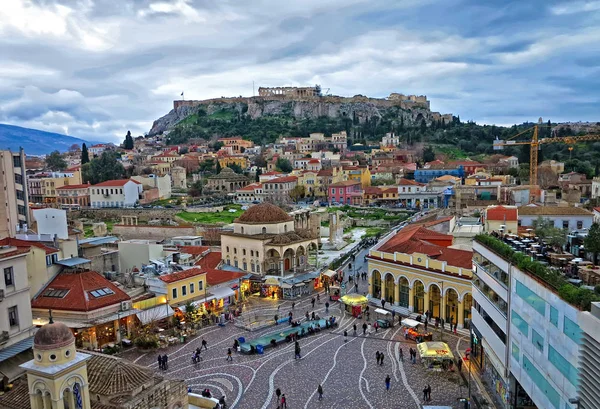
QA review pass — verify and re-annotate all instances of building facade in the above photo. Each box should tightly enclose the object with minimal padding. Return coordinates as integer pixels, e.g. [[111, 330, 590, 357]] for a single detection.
[[90, 179, 143, 208], [518, 205, 594, 230], [56, 184, 91, 208], [0, 149, 29, 237], [328, 180, 363, 205]]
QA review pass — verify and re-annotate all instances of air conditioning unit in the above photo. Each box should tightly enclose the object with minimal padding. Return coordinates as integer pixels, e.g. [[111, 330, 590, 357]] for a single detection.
[[0, 289, 4, 301], [120, 301, 132, 311]]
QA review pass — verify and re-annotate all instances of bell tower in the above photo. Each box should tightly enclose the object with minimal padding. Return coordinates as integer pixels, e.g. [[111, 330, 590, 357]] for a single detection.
[[20, 316, 92, 409]]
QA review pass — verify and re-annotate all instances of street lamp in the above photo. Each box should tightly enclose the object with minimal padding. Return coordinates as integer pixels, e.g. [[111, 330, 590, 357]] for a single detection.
[[439, 281, 444, 342]]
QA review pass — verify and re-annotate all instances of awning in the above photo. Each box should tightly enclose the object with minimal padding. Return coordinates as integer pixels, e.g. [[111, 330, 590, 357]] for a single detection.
[[401, 318, 421, 328], [340, 294, 368, 306], [136, 304, 174, 325], [56, 257, 91, 267], [417, 342, 454, 359], [0, 350, 32, 381], [209, 286, 235, 300], [0, 336, 33, 362], [89, 308, 141, 326], [322, 270, 337, 278], [264, 277, 280, 286], [280, 283, 293, 289], [374, 308, 390, 315]]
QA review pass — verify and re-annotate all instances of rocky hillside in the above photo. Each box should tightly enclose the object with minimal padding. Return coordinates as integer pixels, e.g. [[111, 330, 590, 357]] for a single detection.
[[149, 94, 453, 140]]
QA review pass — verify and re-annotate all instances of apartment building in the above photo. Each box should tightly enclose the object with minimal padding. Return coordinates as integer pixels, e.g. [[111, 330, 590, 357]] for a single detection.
[[579, 302, 600, 409], [518, 205, 594, 230], [90, 179, 143, 208], [0, 149, 29, 238], [131, 174, 172, 200], [263, 176, 298, 203], [56, 183, 91, 208]]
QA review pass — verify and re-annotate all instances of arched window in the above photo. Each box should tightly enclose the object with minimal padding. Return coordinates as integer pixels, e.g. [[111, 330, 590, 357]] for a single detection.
[[262, 227, 267, 234], [241, 227, 244, 234], [284, 225, 288, 233]]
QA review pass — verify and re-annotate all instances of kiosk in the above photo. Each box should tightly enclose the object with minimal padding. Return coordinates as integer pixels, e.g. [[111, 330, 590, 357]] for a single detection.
[[417, 342, 454, 371]]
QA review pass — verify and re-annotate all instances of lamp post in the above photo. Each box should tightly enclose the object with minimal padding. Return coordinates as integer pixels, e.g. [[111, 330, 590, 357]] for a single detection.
[[439, 281, 444, 342]]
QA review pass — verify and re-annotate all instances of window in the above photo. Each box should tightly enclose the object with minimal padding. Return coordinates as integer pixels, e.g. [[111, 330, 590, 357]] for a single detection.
[[89, 288, 115, 298], [172, 288, 178, 299], [251, 250, 254, 257], [512, 310, 529, 336], [562, 220, 569, 229], [198, 281, 203, 291], [532, 329, 544, 352], [18, 205, 26, 216], [515, 280, 546, 315], [182, 285, 187, 296], [14, 174, 23, 184], [234, 248, 237, 254], [262, 227, 266, 234], [511, 342, 520, 362], [522, 356, 560, 409], [548, 345, 578, 386], [43, 289, 69, 298], [243, 249, 246, 256], [234, 260, 238, 268], [549, 306, 558, 327], [576, 220, 583, 229], [241, 227, 244, 234], [563, 316, 582, 343], [226, 246, 230, 253], [16, 190, 24, 201], [8, 306, 18, 327], [190, 283, 195, 294], [13, 156, 21, 168], [243, 262, 247, 270], [4, 267, 14, 286], [256, 264, 261, 273]]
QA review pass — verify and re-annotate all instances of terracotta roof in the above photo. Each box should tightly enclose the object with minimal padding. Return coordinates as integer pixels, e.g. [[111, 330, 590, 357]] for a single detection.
[[87, 354, 153, 395], [266, 176, 298, 184], [308, 159, 320, 163], [0, 247, 30, 260], [238, 182, 262, 191], [203, 268, 246, 286], [330, 180, 361, 187], [236, 202, 293, 224], [262, 171, 282, 176], [0, 237, 59, 254], [56, 183, 91, 190], [31, 271, 130, 312], [517, 205, 593, 216], [317, 169, 333, 176], [594, 207, 600, 213], [398, 178, 424, 186], [158, 267, 206, 283], [486, 205, 518, 221], [179, 246, 210, 256], [92, 179, 141, 187], [195, 251, 222, 269], [364, 187, 383, 195]]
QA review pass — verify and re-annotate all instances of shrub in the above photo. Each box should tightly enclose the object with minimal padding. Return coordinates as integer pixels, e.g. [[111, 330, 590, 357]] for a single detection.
[[134, 334, 159, 349]]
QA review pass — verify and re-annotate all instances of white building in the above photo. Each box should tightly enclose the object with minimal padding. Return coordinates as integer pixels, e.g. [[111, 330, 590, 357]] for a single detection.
[[131, 174, 172, 199], [592, 177, 600, 199], [236, 183, 265, 203], [518, 205, 594, 230], [381, 132, 400, 147], [88, 144, 108, 156], [32, 208, 69, 240], [118, 240, 164, 273], [90, 179, 143, 208]]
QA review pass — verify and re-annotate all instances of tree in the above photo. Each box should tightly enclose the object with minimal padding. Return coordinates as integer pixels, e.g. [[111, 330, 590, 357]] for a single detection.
[[215, 160, 222, 174], [81, 143, 90, 164], [188, 180, 203, 197], [123, 131, 134, 150], [228, 163, 243, 174], [255, 168, 262, 182], [82, 151, 125, 184], [422, 146, 435, 163], [254, 156, 267, 168], [585, 223, 600, 264], [532, 217, 567, 249], [179, 146, 189, 155], [183, 300, 198, 323], [69, 143, 81, 152], [276, 158, 292, 173], [289, 185, 306, 202], [45, 150, 67, 171]]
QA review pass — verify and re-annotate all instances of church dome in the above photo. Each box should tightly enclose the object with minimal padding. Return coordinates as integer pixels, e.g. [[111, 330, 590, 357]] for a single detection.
[[236, 203, 293, 224], [34, 321, 75, 350]]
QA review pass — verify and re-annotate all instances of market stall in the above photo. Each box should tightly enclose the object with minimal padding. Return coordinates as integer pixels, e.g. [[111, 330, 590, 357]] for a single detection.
[[374, 308, 393, 328], [417, 342, 455, 371], [401, 318, 433, 342], [340, 294, 368, 317]]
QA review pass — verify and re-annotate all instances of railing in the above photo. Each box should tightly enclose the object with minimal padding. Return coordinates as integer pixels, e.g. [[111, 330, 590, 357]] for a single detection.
[[473, 275, 508, 317]]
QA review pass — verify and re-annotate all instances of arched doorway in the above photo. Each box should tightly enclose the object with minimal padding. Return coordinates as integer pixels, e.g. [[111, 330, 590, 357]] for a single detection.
[[463, 293, 473, 328], [384, 274, 395, 304], [445, 288, 459, 324], [429, 284, 441, 318], [283, 248, 294, 272], [372, 270, 381, 298], [399, 277, 409, 308], [296, 246, 306, 269], [413, 280, 424, 313]]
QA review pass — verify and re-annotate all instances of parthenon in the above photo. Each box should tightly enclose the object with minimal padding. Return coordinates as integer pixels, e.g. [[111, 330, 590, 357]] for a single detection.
[[258, 86, 320, 98]]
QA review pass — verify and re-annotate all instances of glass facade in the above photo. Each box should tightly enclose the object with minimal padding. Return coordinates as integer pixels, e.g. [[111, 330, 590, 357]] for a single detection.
[[532, 329, 544, 352], [563, 316, 582, 344], [512, 310, 529, 336], [512, 342, 520, 362], [523, 356, 560, 409], [473, 251, 509, 287], [548, 345, 578, 386], [473, 274, 508, 316], [549, 306, 559, 327], [515, 280, 546, 316]]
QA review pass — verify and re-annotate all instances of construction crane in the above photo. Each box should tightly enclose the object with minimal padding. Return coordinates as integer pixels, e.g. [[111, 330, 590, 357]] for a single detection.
[[493, 124, 600, 187]]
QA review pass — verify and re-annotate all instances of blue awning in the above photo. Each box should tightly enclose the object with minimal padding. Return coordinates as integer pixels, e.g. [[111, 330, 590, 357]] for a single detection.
[[0, 336, 34, 362], [56, 257, 91, 267]]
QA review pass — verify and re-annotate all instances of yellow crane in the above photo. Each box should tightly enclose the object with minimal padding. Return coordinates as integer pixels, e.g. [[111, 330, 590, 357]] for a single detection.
[[493, 125, 600, 186]]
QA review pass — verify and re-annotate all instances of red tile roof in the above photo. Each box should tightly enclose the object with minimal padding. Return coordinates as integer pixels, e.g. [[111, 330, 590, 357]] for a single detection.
[[179, 246, 210, 256], [56, 184, 91, 190], [317, 169, 332, 177], [594, 207, 600, 213], [330, 180, 361, 187], [203, 268, 246, 286], [485, 205, 518, 221], [262, 171, 283, 176], [0, 248, 30, 260], [31, 271, 130, 312], [378, 225, 472, 269], [159, 267, 206, 283], [308, 159, 320, 164], [92, 179, 141, 187], [398, 178, 424, 186], [0, 237, 59, 254], [266, 176, 298, 184], [194, 251, 222, 269], [238, 183, 262, 191]]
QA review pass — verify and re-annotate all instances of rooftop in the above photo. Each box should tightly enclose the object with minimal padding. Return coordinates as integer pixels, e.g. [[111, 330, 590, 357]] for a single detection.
[[92, 179, 141, 187], [265, 176, 298, 184], [330, 180, 361, 187], [236, 202, 293, 224], [518, 205, 593, 216], [56, 183, 90, 190], [158, 267, 206, 283], [485, 205, 518, 221], [0, 237, 59, 255]]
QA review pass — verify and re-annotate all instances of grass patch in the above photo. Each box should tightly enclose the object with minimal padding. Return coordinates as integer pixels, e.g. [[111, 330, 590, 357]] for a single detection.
[[176, 204, 243, 224], [364, 227, 385, 237], [209, 109, 235, 120], [328, 205, 410, 222]]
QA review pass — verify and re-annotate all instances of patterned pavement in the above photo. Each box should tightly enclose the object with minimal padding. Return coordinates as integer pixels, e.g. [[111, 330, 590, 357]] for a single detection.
[[125, 293, 469, 409]]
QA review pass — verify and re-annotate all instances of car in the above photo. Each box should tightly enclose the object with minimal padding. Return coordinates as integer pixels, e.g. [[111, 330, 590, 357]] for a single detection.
[[241, 205, 249, 210]]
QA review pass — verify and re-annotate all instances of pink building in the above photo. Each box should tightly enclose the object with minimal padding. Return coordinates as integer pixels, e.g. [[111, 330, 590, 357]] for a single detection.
[[329, 180, 363, 205]]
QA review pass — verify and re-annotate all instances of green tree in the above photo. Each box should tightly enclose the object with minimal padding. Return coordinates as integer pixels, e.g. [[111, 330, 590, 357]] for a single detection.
[[255, 168, 262, 182], [45, 150, 67, 171], [124, 131, 134, 150], [228, 163, 243, 174], [81, 143, 90, 164], [532, 217, 567, 248], [215, 160, 222, 174], [82, 151, 125, 184], [422, 146, 435, 162], [188, 180, 203, 197], [276, 158, 292, 173], [584, 223, 600, 264], [289, 185, 306, 202]]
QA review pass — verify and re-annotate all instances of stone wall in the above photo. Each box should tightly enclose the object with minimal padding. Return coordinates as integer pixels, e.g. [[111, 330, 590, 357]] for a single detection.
[[112, 224, 198, 240], [74, 208, 180, 222]]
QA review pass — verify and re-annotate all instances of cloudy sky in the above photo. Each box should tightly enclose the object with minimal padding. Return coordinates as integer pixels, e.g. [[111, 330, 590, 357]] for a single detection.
[[1, 0, 599, 144]]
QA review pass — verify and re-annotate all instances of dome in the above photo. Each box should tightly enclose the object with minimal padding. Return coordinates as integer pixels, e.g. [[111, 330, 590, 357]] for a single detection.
[[236, 203, 293, 224], [34, 321, 75, 350]]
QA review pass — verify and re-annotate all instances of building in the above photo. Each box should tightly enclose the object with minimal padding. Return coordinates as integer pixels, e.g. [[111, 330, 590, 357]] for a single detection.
[[592, 177, 600, 199], [0, 321, 188, 409], [578, 302, 600, 409], [171, 166, 187, 189], [88, 143, 108, 156], [518, 205, 594, 230], [381, 132, 400, 147], [483, 205, 518, 233], [220, 203, 319, 276], [205, 167, 250, 193], [236, 183, 264, 203], [328, 180, 363, 205], [263, 176, 298, 203], [447, 160, 483, 176], [131, 174, 172, 200], [342, 165, 371, 188], [151, 151, 181, 164], [157, 267, 208, 308], [0, 149, 29, 237], [415, 165, 465, 184], [90, 179, 143, 208], [218, 137, 254, 154], [367, 225, 473, 327], [473, 235, 584, 409], [56, 183, 91, 208], [397, 178, 441, 209], [218, 155, 249, 169], [118, 240, 165, 273]]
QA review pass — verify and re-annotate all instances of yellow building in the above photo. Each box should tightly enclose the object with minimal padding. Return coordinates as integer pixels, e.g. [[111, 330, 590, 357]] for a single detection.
[[367, 225, 473, 328], [151, 161, 172, 176], [343, 165, 371, 188], [218, 155, 249, 169], [29, 169, 83, 205], [159, 267, 207, 307], [296, 170, 319, 196]]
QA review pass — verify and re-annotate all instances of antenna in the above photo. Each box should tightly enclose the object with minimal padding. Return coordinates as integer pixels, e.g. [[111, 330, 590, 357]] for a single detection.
[[48, 309, 54, 324]]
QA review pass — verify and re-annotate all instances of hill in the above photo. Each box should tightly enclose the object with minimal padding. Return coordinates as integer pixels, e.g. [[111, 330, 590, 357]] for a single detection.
[[0, 124, 95, 155]]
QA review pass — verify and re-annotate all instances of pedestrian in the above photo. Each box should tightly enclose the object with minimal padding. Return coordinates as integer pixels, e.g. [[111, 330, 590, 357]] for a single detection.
[[392, 310, 396, 322], [385, 375, 391, 391], [317, 384, 323, 401], [425, 310, 430, 322], [355, 282, 359, 292], [292, 302, 295, 310], [219, 396, 226, 408], [305, 311, 310, 321], [202, 338, 208, 350], [353, 323, 357, 336], [295, 341, 301, 359], [344, 330, 348, 342], [366, 311, 370, 321], [375, 351, 380, 365], [311, 297, 315, 308], [367, 322, 372, 334], [381, 298, 386, 309], [423, 386, 428, 401], [362, 322, 367, 335], [325, 301, 329, 313], [424, 320, 428, 331], [226, 348, 233, 361], [162, 354, 168, 370], [457, 358, 463, 372], [380, 352, 385, 366], [441, 318, 445, 330], [276, 388, 281, 408], [427, 384, 432, 401], [399, 347, 403, 361], [157, 354, 163, 370], [454, 321, 458, 334], [281, 394, 287, 409], [311, 311, 316, 320], [373, 321, 378, 333], [317, 293, 320, 303]]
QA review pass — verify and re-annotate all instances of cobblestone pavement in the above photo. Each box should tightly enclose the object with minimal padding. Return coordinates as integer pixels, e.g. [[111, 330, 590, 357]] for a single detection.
[[125, 293, 469, 409]]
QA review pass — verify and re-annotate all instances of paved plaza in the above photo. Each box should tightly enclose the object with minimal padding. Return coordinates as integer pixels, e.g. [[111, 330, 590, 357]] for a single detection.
[[122, 292, 471, 409]]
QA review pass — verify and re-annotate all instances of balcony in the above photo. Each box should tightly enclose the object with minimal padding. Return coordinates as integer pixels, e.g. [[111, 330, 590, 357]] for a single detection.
[[0, 331, 9, 345], [473, 275, 508, 317]]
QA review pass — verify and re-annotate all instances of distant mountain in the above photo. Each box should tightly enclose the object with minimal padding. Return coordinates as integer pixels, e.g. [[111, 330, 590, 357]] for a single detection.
[[0, 124, 101, 156]]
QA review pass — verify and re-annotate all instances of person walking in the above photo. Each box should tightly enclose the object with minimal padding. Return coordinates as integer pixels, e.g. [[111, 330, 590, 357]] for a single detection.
[[427, 384, 432, 401], [226, 348, 233, 361], [275, 388, 281, 408], [157, 355, 163, 370], [311, 297, 315, 309], [295, 341, 301, 359], [424, 320, 428, 331], [385, 375, 391, 391], [454, 321, 458, 334], [457, 358, 463, 372], [391, 310, 396, 322], [317, 384, 323, 401], [399, 348, 403, 361], [380, 352, 385, 366], [441, 318, 445, 330], [202, 338, 208, 350], [373, 321, 379, 333], [305, 311, 310, 321], [362, 322, 367, 335], [353, 323, 357, 336], [325, 301, 329, 313], [162, 354, 168, 370], [317, 293, 321, 303], [344, 330, 348, 343], [423, 386, 428, 401], [292, 302, 295, 310], [381, 298, 386, 309], [375, 351, 380, 365], [280, 394, 287, 409]]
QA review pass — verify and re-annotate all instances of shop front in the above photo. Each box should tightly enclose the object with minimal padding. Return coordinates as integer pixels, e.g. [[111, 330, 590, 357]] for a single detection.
[[261, 276, 282, 299]]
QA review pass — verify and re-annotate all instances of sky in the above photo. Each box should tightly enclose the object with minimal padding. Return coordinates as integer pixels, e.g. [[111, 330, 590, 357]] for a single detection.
[[1, 0, 599, 144]]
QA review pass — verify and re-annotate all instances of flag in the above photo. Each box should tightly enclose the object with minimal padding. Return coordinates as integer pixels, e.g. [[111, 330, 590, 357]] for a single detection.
[[73, 383, 82, 408], [181, 92, 184, 96]]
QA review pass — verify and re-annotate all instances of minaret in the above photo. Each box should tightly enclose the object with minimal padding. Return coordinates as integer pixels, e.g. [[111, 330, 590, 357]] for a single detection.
[[20, 318, 92, 409]]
